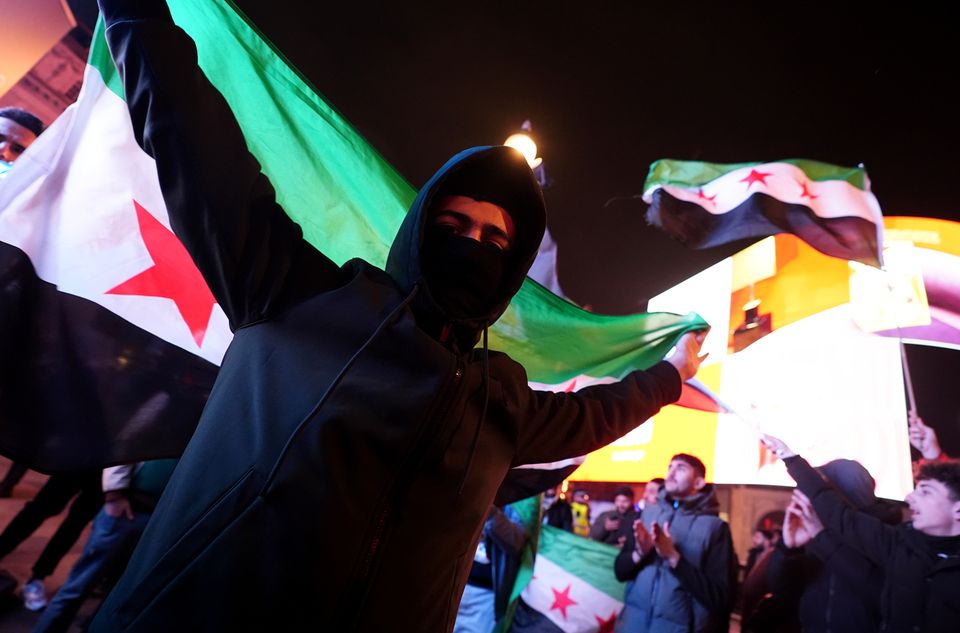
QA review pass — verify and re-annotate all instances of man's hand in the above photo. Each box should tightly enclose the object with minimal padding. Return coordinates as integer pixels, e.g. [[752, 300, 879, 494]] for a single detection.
[[604, 515, 622, 532], [761, 434, 797, 460], [103, 491, 134, 520], [908, 412, 942, 460], [783, 499, 813, 548], [789, 490, 823, 541], [666, 330, 708, 382], [634, 519, 654, 557], [651, 521, 680, 568]]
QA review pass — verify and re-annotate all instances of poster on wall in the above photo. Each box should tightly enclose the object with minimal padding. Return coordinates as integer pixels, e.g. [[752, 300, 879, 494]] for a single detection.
[[572, 216, 960, 500]]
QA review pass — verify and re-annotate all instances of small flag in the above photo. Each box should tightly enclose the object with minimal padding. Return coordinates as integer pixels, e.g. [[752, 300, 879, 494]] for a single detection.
[[644, 159, 883, 267]]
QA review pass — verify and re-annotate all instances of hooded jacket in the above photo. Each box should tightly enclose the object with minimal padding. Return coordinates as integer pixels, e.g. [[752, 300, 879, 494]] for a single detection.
[[765, 459, 903, 633], [91, 2, 684, 631], [614, 486, 736, 633], [785, 456, 960, 633]]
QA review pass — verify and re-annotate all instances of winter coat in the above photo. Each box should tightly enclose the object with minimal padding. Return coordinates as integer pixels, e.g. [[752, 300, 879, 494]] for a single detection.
[[90, 2, 684, 631], [590, 508, 639, 545], [786, 456, 960, 633], [614, 486, 737, 633]]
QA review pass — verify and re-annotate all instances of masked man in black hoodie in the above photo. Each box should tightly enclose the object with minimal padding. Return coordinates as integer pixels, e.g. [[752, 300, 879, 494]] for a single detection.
[[90, 1, 705, 631]]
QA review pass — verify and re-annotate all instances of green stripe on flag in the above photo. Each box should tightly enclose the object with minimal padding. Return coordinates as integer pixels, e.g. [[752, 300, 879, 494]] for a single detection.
[[645, 158, 867, 191], [538, 525, 624, 601], [89, 21, 124, 99], [88, 1, 705, 385]]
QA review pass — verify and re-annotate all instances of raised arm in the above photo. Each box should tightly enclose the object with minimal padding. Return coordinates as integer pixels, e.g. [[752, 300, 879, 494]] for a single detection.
[[98, 0, 340, 328], [762, 435, 899, 567], [510, 331, 704, 464]]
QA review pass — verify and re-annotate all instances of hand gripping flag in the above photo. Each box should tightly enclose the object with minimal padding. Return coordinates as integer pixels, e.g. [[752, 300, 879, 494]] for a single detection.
[[0, 2, 705, 472], [644, 159, 884, 267]]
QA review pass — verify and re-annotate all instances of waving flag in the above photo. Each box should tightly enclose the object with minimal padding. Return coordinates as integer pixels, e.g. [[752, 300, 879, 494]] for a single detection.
[[644, 159, 883, 267], [0, 2, 704, 471], [511, 525, 624, 633]]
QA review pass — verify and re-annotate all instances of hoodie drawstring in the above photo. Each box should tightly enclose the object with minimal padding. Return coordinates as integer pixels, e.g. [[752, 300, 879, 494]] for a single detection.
[[458, 326, 490, 495]]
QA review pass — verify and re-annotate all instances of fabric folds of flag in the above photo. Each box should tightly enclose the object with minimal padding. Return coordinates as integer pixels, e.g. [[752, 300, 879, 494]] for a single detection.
[[0, 0, 704, 472], [511, 524, 624, 633], [644, 159, 884, 266]]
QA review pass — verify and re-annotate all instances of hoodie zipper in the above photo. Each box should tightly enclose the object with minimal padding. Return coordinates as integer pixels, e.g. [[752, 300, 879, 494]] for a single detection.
[[348, 358, 464, 624]]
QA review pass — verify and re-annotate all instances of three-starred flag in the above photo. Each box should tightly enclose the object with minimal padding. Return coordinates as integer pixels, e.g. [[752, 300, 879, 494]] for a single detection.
[[0, 1, 705, 472], [510, 525, 625, 633], [644, 159, 883, 267]]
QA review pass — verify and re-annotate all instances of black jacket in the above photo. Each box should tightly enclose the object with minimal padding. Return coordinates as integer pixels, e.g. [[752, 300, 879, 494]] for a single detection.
[[91, 2, 684, 631], [786, 456, 960, 633], [614, 486, 737, 633]]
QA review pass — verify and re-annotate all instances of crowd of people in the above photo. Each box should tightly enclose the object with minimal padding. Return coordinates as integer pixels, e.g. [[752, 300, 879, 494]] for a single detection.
[[1, 0, 959, 630]]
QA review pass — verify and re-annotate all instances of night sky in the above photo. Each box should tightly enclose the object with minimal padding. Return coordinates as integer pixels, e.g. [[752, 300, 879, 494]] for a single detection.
[[66, 1, 959, 311], [60, 1, 959, 449]]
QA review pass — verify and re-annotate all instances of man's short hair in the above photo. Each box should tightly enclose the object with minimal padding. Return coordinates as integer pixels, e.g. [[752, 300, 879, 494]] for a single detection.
[[650, 477, 665, 486], [917, 460, 960, 501], [671, 453, 706, 479], [613, 485, 634, 499], [0, 107, 45, 137]]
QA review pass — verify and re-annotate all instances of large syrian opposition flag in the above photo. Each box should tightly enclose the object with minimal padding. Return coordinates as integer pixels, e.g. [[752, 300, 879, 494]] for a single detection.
[[511, 525, 625, 633], [0, 1, 704, 472], [644, 159, 884, 266]]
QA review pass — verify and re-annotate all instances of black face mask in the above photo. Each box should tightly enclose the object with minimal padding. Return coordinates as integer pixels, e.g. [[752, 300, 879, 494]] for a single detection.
[[421, 230, 505, 319]]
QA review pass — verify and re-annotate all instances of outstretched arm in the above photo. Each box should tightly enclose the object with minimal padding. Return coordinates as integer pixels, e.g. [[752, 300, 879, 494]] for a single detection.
[[762, 435, 898, 567], [512, 331, 705, 464], [99, 0, 341, 328]]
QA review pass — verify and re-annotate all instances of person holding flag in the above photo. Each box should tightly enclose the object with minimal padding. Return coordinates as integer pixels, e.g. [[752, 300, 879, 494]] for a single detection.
[[86, 1, 707, 631]]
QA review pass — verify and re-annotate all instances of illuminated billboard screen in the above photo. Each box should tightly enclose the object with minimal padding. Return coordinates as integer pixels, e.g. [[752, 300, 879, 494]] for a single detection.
[[571, 216, 960, 500]]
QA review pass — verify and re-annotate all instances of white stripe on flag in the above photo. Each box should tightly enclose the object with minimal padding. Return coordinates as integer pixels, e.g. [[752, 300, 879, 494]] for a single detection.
[[0, 65, 231, 365], [643, 162, 882, 223], [521, 554, 623, 633]]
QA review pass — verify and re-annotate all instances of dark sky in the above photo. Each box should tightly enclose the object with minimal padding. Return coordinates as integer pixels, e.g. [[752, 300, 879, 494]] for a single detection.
[[76, 1, 960, 313]]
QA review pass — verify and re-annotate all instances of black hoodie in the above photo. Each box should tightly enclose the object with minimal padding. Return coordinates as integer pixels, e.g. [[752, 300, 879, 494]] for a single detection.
[[92, 2, 683, 631]]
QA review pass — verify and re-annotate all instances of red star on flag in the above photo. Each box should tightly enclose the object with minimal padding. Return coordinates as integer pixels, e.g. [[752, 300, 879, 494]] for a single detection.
[[107, 200, 217, 348], [564, 378, 578, 393], [697, 188, 717, 204], [739, 169, 772, 189], [799, 181, 819, 199], [549, 584, 578, 619], [596, 611, 618, 633]]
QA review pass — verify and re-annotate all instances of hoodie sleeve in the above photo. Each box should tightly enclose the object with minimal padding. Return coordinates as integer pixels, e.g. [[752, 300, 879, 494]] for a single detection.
[[98, 0, 341, 329], [785, 455, 898, 567], [509, 360, 681, 465]]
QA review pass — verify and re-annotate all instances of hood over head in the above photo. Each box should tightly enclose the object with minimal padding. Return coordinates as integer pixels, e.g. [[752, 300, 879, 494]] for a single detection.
[[818, 458, 876, 509], [386, 146, 546, 349]]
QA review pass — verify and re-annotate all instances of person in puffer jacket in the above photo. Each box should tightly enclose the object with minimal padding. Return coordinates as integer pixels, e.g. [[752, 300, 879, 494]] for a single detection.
[[615, 454, 737, 633]]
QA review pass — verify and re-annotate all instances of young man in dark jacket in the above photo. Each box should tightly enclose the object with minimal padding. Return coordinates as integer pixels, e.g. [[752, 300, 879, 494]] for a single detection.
[[763, 458, 902, 633], [614, 454, 737, 633], [90, 2, 706, 631], [764, 435, 960, 633]]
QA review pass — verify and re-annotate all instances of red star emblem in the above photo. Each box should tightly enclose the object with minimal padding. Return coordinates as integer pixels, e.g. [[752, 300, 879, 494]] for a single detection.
[[596, 611, 618, 633], [799, 181, 818, 199], [549, 584, 578, 619], [740, 169, 772, 189], [697, 188, 717, 203], [564, 378, 578, 393], [106, 200, 217, 347]]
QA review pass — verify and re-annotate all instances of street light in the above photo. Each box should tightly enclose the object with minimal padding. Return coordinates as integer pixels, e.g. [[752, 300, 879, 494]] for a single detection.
[[504, 120, 547, 187]]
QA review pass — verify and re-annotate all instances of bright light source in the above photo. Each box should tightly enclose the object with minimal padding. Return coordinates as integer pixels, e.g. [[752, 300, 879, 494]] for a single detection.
[[503, 132, 543, 169]]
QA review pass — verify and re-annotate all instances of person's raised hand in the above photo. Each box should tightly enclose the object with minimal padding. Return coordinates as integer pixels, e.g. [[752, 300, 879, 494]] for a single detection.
[[790, 490, 824, 539], [634, 519, 654, 556], [667, 330, 709, 382], [908, 412, 942, 460], [762, 434, 796, 460], [651, 520, 680, 568], [783, 500, 811, 548]]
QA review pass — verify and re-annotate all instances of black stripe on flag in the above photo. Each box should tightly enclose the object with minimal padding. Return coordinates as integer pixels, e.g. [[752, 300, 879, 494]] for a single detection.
[[0, 242, 217, 473], [647, 189, 881, 266]]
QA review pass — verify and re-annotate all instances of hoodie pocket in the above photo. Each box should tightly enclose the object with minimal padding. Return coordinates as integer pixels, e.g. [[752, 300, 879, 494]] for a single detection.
[[115, 467, 265, 627]]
